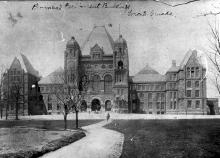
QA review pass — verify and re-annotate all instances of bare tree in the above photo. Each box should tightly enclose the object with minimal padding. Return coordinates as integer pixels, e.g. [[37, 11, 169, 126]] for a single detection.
[[51, 72, 88, 129], [9, 82, 23, 120], [0, 64, 6, 119], [207, 21, 220, 96]]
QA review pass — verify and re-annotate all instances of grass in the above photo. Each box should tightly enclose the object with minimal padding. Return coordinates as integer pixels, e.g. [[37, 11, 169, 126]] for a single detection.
[[105, 119, 220, 158], [0, 119, 102, 130], [0, 119, 102, 157]]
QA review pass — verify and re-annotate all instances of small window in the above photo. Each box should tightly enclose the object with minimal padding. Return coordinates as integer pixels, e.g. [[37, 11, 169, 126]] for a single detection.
[[48, 103, 52, 110], [196, 100, 200, 108], [187, 100, 192, 108], [195, 67, 200, 77], [157, 111, 160, 114], [191, 67, 195, 78], [187, 81, 191, 88], [195, 81, 199, 88], [149, 112, 152, 114], [170, 102, 173, 109], [156, 102, 160, 109], [195, 90, 200, 97], [186, 90, 191, 97], [186, 67, 190, 78], [161, 102, 165, 109], [148, 102, 152, 109]]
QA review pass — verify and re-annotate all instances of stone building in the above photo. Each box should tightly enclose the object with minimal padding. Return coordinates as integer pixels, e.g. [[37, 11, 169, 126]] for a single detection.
[[0, 54, 45, 116], [130, 49, 207, 115], [38, 26, 209, 115], [39, 25, 129, 113]]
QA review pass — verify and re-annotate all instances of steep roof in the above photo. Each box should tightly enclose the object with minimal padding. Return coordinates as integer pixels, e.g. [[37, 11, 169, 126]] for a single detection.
[[132, 64, 165, 83], [9, 54, 39, 77], [179, 49, 207, 69], [81, 25, 114, 55], [38, 67, 64, 84], [167, 66, 180, 72]]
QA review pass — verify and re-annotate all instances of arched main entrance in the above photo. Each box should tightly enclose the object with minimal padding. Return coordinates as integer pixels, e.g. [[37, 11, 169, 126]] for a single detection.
[[105, 100, 112, 111], [91, 99, 101, 111], [80, 100, 87, 112]]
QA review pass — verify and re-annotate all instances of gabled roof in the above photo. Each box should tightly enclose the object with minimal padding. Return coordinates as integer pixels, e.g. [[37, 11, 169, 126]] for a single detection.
[[38, 67, 64, 84], [9, 54, 39, 77], [132, 64, 165, 83], [180, 49, 207, 69], [167, 66, 180, 72], [81, 25, 114, 55]]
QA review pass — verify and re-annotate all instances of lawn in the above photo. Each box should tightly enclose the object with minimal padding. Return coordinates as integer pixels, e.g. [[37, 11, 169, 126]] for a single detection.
[[0, 119, 102, 157], [0, 119, 102, 130], [105, 119, 220, 158]]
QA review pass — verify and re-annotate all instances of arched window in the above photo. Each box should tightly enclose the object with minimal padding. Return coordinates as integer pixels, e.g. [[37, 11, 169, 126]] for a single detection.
[[104, 75, 112, 93], [118, 61, 123, 69], [92, 75, 101, 92]]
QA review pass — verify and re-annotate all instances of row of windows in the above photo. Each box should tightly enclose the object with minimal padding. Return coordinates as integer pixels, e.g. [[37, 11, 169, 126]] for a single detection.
[[167, 82, 177, 89], [186, 90, 200, 97], [186, 80, 200, 88], [136, 92, 165, 101], [187, 100, 201, 108], [140, 102, 165, 109], [186, 67, 200, 78], [133, 84, 165, 91], [48, 103, 61, 111], [9, 70, 22, 75], [168, 73, 177, 81]]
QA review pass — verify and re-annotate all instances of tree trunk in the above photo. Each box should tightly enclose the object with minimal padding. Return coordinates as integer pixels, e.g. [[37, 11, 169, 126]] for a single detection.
[[75, 110, 79, 129], [15, 100, 18, 120], [6, 102, 8, 120], [64, 114, 67, 130], [0, 104, 2, 119]]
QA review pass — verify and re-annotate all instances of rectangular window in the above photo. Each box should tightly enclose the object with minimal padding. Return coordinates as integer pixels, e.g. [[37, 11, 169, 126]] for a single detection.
[[187, 67, 190, 78], [191, 67, 195, 78], [196, 100, 200, 108], [161, 93, 165, 101], [187, 81, 191, 88], [195, 81, 199, 88], [156, 93, 160, 101], [195, 67, 199, 77], [141, 85, 145, 91], [48, 103, 52, 110], [195, 90, 200, 97], [139, 92, 144, 98], [161, 102, 165, 109], [156, 84, 160, 90], [186, 90, 191, 97], [137, 85, 141, 90], [148, 102, 152, 109], [170, 102, 173, 109], [148, 93, 152, 101], [145, 85, 149, 90], [156, 102, 160, 109], [174, 101, 176, 109], [187, 100, 192, 108], [174, 92, 177, 98]]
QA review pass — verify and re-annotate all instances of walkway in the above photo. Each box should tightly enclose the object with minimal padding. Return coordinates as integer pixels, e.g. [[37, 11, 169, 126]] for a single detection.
[[41, 120, 124, 158]]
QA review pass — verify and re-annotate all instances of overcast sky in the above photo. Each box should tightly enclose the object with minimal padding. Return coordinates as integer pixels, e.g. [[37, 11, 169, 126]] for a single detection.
[[0, 0, 219, 97]]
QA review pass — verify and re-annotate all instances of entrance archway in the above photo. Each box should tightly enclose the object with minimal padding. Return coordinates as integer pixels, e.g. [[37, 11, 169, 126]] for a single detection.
[[80, 100, 87, 112], [105, 100, 111, 111], [91, 99, 101, 111]]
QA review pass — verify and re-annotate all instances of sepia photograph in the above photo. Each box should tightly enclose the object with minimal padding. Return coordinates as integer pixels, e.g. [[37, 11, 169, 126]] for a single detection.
[[0, 0, 220, 157]]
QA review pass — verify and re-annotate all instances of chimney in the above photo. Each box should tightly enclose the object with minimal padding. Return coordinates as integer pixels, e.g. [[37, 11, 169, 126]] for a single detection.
[[192, 50, 197, 56], [172, 60, 176, 67]]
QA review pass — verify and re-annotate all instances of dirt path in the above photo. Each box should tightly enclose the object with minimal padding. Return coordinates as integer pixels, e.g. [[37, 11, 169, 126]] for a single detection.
[[41, 120, 124, 158]]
